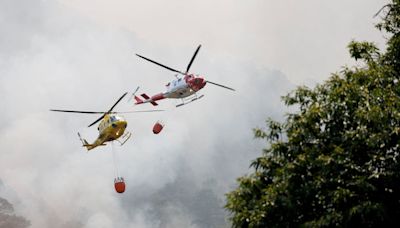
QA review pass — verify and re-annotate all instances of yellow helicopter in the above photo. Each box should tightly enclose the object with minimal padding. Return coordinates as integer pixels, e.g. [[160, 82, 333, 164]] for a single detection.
[[51, 92, 160, 151]]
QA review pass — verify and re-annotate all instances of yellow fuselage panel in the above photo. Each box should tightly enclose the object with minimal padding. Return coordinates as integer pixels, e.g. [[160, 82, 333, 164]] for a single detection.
[[83, 115, 128, 151], [97, 114, 128, 142], [102, 120, 127, 142]]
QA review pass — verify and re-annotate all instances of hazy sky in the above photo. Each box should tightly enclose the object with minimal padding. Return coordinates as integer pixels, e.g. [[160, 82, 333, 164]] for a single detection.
[[60, 0, 387, 84], [0, 0, 388, 227]]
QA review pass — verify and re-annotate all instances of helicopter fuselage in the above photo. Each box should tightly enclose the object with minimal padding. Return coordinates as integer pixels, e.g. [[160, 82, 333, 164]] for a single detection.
[[83, 114, 129, 150], [165, 74, 206, 98], [134, 74, 206, 106], [98, 114, 128, 141]]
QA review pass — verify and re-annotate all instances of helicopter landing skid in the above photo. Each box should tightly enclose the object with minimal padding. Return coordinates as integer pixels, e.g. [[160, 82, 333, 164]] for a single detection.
[[176, 94, 204, 107], [116, 131, 132, 146]]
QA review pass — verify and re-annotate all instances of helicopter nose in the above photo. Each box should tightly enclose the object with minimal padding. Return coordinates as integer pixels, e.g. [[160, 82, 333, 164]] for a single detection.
[[120, 120, 128, 128], [194, 77, 204, 85], [199, 78, 206, 88]]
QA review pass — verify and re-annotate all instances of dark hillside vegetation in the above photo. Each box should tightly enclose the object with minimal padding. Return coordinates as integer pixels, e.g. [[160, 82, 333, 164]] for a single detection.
[[226, 1, 400, 227]]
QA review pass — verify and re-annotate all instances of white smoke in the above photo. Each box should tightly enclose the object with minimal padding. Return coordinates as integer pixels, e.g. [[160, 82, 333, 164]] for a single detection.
[[1, 0, 383, 227]]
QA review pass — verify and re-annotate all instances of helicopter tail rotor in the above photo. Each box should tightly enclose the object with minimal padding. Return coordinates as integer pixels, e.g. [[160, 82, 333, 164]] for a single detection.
[[127, 86, 140, 103]]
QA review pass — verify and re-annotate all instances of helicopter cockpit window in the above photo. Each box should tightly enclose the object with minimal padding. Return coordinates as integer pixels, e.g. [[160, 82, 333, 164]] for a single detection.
[[110, 116, 117, 122]]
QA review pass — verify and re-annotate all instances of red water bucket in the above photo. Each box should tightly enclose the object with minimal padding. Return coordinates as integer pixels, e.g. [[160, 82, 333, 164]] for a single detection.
[[114, 178, 126, 193], [153, 122, 164, 134]]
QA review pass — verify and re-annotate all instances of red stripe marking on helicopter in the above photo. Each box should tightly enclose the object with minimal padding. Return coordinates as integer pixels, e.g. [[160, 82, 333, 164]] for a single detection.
[[134, 96, 143, 104], [141, 93, 150, 99], [151, 93, 165, 101]]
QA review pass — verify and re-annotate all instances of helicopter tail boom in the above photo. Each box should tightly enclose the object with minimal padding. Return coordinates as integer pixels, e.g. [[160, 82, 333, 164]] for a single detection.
[[134, 93, 163, 106], [78, 132, 105, 151]]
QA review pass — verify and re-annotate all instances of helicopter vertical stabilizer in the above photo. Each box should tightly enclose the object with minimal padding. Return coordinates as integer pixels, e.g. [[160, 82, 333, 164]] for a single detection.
[[134, 95, 144, 104]]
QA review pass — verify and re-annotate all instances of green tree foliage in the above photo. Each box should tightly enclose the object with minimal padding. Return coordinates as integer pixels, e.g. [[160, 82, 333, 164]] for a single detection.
[[226, 1, 400, 227]]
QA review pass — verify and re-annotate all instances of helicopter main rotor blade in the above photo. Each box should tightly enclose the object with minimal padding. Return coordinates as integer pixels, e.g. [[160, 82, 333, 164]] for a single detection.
[[89, 92, 128, 127], [206, 80, 235, 91], [107, 92, 128, 113], [111, 110, 164, 114], [136, 54, 185, 75], [88, 109, 163, 127], [51, 93, 129, 128], [50, 109, 105, 114], [88, 114, 105, 127], [51, 109, 106, 127], [186, 45, 201, 74]]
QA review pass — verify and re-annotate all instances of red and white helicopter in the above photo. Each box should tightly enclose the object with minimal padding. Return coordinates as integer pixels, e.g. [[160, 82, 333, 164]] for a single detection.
[[133, 45, 235, 107]]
